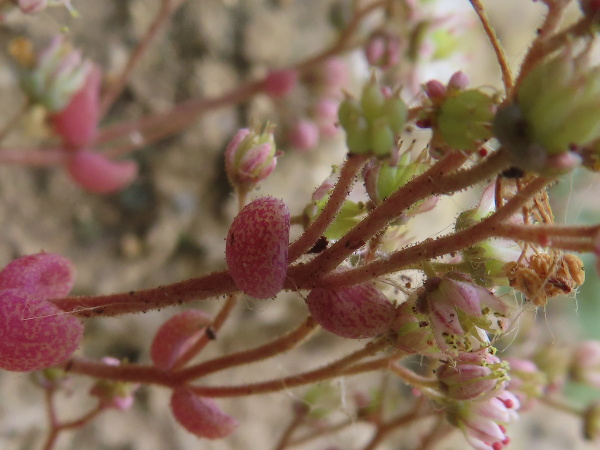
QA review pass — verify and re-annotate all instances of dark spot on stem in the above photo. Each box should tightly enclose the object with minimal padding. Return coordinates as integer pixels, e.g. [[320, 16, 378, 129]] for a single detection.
[[206, 327, 217, 340]]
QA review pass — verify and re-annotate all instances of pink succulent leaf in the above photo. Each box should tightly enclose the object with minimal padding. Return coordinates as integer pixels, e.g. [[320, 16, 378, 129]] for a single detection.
[[17, 0, 48, 14], [0, 289, 83, 371], [225, 197, 290, 299], [67, 150, 138, 194], [0, 252, 75, 301], [151, 310, 213, 371], [50, 65, 101, 147], [170, 386, 239, 439], [305, 283, 395, 339]]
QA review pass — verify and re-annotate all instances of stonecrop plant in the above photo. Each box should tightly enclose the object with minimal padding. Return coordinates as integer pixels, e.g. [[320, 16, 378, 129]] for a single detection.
[[3, 0, 600, 449]]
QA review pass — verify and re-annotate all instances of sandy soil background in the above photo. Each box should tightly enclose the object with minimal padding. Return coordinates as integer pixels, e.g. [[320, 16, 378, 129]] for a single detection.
[[0, 1, 598, 449]]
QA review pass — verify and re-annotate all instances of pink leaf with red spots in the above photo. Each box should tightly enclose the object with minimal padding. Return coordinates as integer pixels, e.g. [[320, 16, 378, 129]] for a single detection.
[[226, 197, 290, 299]]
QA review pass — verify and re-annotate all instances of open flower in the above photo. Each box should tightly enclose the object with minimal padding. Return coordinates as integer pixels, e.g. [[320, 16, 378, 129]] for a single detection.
[[418, 273, 512, 355], [447, 389, 520, 450]]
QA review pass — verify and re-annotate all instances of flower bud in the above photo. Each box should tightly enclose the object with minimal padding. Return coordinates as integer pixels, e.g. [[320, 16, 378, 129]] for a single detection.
[[264, 69, 298, 98], [313, 98, 340, 138], [225, 124, 278, 190], [505, 358, 546, 410], [288, 119, 319, 152], [338, 75, 407, 157], [571, 340, 600, 388], [19, 36, 92, 113], [226, 197, 290, 299], [448, 71, 469, 91], [496, 49, 600, 174], [437, 350, 508, 401], [437, 90, 495, 151], [447, 389, 520, 450], [363, 152, 426, 204], [89, 358, 139, 410], [305, 282, 394, 339], [364, 33, 401, 69], [170, 386, 238, 439]]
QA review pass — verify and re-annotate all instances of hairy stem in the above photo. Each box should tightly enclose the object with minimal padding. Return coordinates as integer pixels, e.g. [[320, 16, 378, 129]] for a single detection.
[[320, 175, 552, 287], [188, 340, 394, 397], [295, 150, 509, 286], [289, 154, 368, 262], [469, 0, 513, 93], [175, 316, 318, 381], [99, 0, 186, 117]]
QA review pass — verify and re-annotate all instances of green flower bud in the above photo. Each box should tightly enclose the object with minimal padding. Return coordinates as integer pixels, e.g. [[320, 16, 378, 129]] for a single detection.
[[337, 97, 361, 130], [363, 153, 426, 204], [515, 51, 600, 155], [338, 75, 407, 157], [369, 118, 395, 157], [437, 90, 495, 151], [382, 96, 408, 133], [360, 75, 386, 121], [345, 118, 370, 154]]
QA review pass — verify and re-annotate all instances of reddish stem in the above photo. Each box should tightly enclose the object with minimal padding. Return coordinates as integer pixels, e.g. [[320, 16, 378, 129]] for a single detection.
[[288, 154, 368, 262], [170, 293, 239, 371], [319, 175, 552, 287], [188, 340, 394, 398], [295, 150, 508, 286], [99, 0, 186, 117]]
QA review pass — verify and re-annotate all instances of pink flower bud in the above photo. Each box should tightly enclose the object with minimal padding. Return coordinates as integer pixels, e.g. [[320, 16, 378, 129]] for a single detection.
[[50, 65, 101, 147], [314, 98, 340, 138], [437, 350, 508, 401], [448, 71, 469, 91], [226, 197, 290, 299], [364, 33, 401, 69], [288, 119, 319, 152], [424, 80, 447, 100], [67, 150, 138, 194], [0, 252, 75, 301], [225, 125, 278, 190], [20, 36, 92, 113], [309, 58, 349, 95], [170, 386, 239, 439], [151, 310, 213, 371], [572, 340, 600, 388], [305, 283, 394, 339], [505, 358, 545, 410], [264, 69, 298, 98], [0, 290, 83, 371], [89, 358, 139, 410]]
